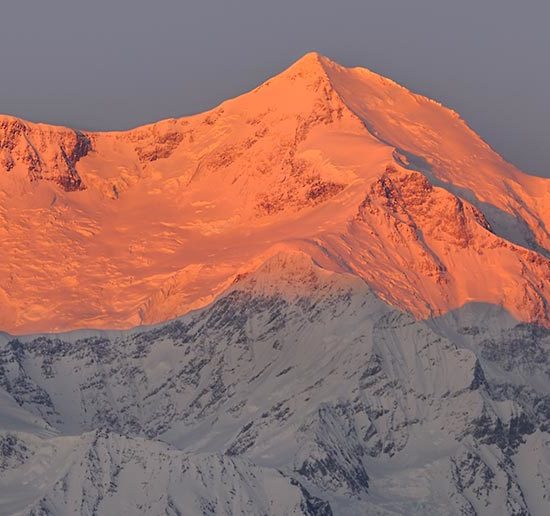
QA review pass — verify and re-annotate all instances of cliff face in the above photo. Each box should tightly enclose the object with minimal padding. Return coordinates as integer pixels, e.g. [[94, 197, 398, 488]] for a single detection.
[[0, 116, 91, 191], [0, 52, 549, 333]]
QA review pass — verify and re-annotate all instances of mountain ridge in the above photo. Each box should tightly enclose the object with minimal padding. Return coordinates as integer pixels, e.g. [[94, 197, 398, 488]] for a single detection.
[[0, 52, 549, 333], [1, 251, 549, 514]]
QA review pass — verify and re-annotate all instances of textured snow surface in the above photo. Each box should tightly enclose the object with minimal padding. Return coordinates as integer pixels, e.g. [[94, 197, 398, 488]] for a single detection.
[[0, 53, 549, 333], [2, 52, 550, 515], [1, 252, 549, 515]]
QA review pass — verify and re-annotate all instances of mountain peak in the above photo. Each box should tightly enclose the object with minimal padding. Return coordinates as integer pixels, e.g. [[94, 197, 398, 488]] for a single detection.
[[0, 54, 549, 333], [281, 51, 386, 87], [271, 51, 339, 87], [284, 52, 384, 87], [287, 51, 327, 70]]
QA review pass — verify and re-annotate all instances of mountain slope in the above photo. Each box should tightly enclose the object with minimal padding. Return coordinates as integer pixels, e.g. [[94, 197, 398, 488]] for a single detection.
[[0, 430, 330, 516], [0, 52, 549, 333], [1, 252, 549, 515]]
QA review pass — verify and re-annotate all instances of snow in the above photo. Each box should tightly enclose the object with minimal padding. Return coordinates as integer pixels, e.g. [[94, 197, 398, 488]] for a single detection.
[[0, 52, 548, 334], [1, 52, 550, 515], [1, 252, 549, 514]]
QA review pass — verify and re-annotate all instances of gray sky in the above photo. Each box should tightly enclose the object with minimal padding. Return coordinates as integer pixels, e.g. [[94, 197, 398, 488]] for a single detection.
[[1, 0, 548, 176]]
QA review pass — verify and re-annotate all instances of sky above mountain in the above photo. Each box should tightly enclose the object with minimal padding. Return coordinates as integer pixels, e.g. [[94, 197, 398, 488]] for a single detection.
[[0, 0, 548, 177]]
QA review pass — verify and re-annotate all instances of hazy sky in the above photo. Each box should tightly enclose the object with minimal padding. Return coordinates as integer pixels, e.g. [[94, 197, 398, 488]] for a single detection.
[[1, 0, 548, 176]]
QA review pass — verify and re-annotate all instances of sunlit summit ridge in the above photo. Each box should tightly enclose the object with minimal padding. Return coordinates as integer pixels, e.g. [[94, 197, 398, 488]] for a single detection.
[[0, 52, 549, 333]]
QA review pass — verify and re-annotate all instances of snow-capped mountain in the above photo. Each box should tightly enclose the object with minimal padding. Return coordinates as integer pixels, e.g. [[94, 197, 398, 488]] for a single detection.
[[0, 52, 548, 334], [1, 53, 550, 515], [1, 252, 549, 514]]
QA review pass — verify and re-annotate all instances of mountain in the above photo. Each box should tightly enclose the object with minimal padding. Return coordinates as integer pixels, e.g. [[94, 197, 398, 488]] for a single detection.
[[1, 252, 549, 515], [0, 52, 549, 334], [1, 53, 550, 515]]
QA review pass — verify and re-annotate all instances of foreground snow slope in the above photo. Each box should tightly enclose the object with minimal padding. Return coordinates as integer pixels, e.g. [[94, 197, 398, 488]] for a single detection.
[[0, 53, 549, 333], [1, 252, 549, 515]]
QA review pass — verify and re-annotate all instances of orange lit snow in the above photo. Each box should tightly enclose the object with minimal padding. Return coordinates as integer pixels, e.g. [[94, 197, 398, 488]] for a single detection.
[[0, 53, 548, 333]]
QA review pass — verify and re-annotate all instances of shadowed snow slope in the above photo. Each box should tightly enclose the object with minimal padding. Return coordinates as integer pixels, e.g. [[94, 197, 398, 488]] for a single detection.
[[1, 252, 549, 515], [0, 52, 549, 333]]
